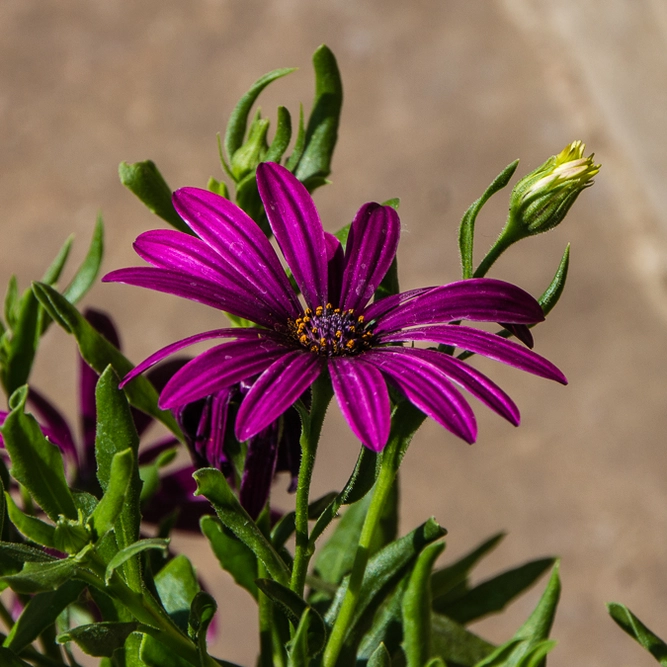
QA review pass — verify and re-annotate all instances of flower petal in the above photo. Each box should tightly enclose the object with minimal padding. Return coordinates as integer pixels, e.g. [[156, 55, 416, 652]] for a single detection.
[[159, 338, 291, 409], [329, 356, 391, 451], [361, 287, 435, 322], [395, 348, 520, 426], [103, 267, 281, 327], [172, 187, 300, 316], [374, 279, 545, 333], [340, 203, 400, 312], [363, 348, 477, 443], [240, 422, 281, 520], [256, 162, 328, 307], [120, 328, 280, 388], [380, 325, 567, 384], [325, 232, 345, 307], [236, 350, 322, 441]]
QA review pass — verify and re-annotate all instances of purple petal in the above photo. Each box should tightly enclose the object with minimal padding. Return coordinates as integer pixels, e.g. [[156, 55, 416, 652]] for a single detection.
[[363, 348, 477, 443], [340, 204, 400, 312], [236, 350, 322, 441], [380, 325, 567, 384], [329, 356, 391, 452], [325, 232, 345, 307], [500, 323, 534, 348], [27, 389, 78, 463], [160, 338, 291, 410], [103, 267, 281, 328], [362, 287, 435, 322], [256, 162, 328, 308], [374, 279, 545, 333], [240, 422, 281, 520], [172, 187, 300, 316], [120, 328, 276, 387], [395, 348, 520, 426]]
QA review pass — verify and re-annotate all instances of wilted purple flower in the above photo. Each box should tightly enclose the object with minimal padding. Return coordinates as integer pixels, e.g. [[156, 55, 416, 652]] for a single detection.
[[104, 162, 566, 452]]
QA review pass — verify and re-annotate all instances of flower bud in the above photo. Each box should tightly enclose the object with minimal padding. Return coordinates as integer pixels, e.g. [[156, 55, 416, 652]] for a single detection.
[[54, 515, 91, 554], [509, 141, 600, 235], [230, 111, 270, 182]]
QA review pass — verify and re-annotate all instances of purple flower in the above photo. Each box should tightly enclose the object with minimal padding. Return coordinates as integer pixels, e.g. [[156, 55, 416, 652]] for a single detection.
[[104, 162, 566, 452]]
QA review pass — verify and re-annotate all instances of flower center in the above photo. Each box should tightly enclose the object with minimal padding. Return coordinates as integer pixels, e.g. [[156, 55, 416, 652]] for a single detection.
[[287, 304, 375, 357]]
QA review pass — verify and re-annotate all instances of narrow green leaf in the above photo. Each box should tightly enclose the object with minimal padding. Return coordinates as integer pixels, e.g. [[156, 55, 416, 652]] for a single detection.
[[402, 542, 445, 667], [538, 244, 570, 316], [154, 554, 200, 634], [4, 276, 19, 331], [62, 214, 105, 305], [431, 613, 495, 666], [119, 160, 191, 234], [473, 640, 524, 667], [257, 579, 327, 657], [224, 67, 297, 164], [200, 515, 258, 600], [1, 386, 77, 521], [4, 492, 56, 547], [41, 235, 73, 285], [95, 367, 142, 590], [90, 448, 135, 539], [459, 159, 519, 279], [294, 45, 342, 184], [272, 491, 338, 550], [264, 106, 293, 163], [425, 660, 446, 667], [1, 558, 77, 594], [140, 635, 193, 667], [0, 539, 55, 563], [285, 104, 306, 172], [235, 170, 271, 236], [515, 640, 557, 667], [105, 538, 169, 584], [367, 642, 392, 667], [287, 608, 313, 667], [194, 467, 291, 586], [0, 647, 32, 666], [0, 477, 5, 538], [608, 602, 667, 665], [4, 580, 85, 652], [434, 557, 555, 624], [32, 282, 182, 437], [188, 591, 217, 664], [58, 621, 139, 657]]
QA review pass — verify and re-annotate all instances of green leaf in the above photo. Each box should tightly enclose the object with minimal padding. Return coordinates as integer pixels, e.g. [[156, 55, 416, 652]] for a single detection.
[[272, 491, 338, 550], [4, 276, 19, 331], [41, 235, 73, 285], [431, 614, 495, 667], [425, 660, 446, 667], [1, 386, 77, 521], [206, 177, 229, 199], [287, 608, 313, 667], [538, 244, 570, 317], [257, 579, 327, 657], [95, 367, 142, 590], [294, 45, 342, 185], [119, 160, 191, 234], [154, 554, 200, 633], [62, 214, 105, 305], [0, 647, 32, 666], [4, 492, 56, 547], [200, 515, 258, 600], [188, 591, 217, 663], [402, 542, 445, 667], [58, 621, 139, 657], [90, 448, 135, 539], [32, 282, 182, 437], [459, 159, 519, 279], [193, 467, 291, 586], [224, 67, 297, 166], [1, 558, 77, 594], [515, 640, 557, 667], [367, 642, 392, 667], [140, 635, 193, 667], [608, 602, 667, 665], [285, 104, 306, 172], [264, 106, 293, 163], [105, 538, 169, 584], [432, 532, 505, 602], [434, 557, 555, 624]]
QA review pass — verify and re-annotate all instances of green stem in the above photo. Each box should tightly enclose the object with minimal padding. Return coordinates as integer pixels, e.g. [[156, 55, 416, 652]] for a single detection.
[[322, 434, 401, 667], [472, 213, 523, 278], [290, 375, 333, 596]]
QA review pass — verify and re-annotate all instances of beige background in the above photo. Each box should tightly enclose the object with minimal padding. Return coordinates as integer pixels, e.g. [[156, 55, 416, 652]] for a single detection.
[[2, 1, 667, 665]]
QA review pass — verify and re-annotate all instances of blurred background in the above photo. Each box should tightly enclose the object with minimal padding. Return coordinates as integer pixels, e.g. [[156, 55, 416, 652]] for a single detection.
[[2, 1, 667, 665]]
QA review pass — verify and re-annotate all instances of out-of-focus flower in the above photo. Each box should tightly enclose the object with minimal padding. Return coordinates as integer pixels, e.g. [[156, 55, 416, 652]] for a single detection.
[[105, 162, 566, 453]]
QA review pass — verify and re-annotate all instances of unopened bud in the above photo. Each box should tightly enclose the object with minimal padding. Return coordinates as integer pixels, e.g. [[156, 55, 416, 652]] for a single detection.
[[230, 111, 270, 182]]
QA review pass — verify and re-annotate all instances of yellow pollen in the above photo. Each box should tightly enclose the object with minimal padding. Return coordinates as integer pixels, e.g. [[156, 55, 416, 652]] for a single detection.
[[357, 315, 365, 323], [315, 306, 324, 316], [346, 340, 356, 349], [349, 326, 356, 333], [305, 308, 313, 315], [335, 331, 342, 338], [303, 316, 311, 323], [310, 345, 319, 352], [320, 338, 326, 345], [326, 302, 332, 309], [299, 335, 308, 344], [334, 308, 340, 314]]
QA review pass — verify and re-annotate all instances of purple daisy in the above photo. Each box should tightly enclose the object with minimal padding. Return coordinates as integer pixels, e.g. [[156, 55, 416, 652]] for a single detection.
[[104, 162, 566, 452]]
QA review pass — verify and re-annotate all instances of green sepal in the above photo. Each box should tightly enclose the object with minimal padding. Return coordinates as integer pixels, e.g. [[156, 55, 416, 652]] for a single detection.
[[434, 557, 555, 624], [193, 467, 291, 586], [4, 492, 56, 547], [58, 621, 140, 657], [105, 538, 169, 584], [1, 386, 77, 521], [367, 642, 392, 667], [458, 159, 519, 279], [294, 45, 342, 186], [256, 579, 327, 658], [201, 515, 258, 600], [188, 591, 217, 664], [607, 602, 667, 665], [32, 282, 182, 437], [0, 647, 32, 666], [89, 448, 135, 540], [1, 558, 78, 594], [224, 67, 297, 167], [3, 579, 85, 652], [119, 160, 192, 234], [154, 554, 200, 634], [401, 541, 445, 667], [431, 613, 496, 666]]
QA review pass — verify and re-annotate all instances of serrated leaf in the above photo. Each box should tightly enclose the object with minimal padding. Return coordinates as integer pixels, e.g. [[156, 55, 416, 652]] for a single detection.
[[200, 515, 258, 599], [62, 214, 105, 305], [459, 160, 519, 279], [58, 621, 139, 657], [608, 602, 667, 665], [193, 467, 290, 586], [119, 161, 191, 234], [1, 386, 77, 521], [32, 282, 182, 437], [90, 448, 135, 539], [294, 45, 342, 185], [105, 538, 169, 584]]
